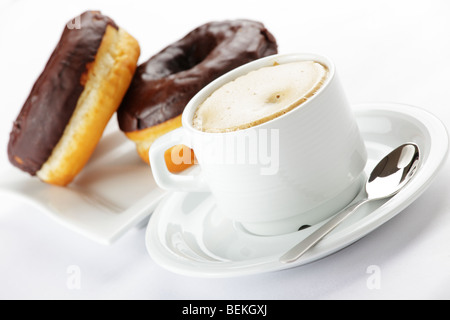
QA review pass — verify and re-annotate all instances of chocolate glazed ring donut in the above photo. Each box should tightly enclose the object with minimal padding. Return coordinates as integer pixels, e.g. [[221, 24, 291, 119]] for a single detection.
[[117, 20, 278, 165], [8, 11, 140, 186]]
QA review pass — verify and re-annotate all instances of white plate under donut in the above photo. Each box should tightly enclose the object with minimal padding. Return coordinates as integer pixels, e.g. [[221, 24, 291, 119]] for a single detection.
[[0, 124, 166, 245]]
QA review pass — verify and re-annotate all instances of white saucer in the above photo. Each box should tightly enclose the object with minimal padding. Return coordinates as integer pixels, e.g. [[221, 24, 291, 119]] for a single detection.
[[145, 102, 449, 278], [0, 130, 166, 245]]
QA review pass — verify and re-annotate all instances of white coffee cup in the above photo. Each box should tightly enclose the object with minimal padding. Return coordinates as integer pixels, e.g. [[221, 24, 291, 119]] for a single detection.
[[150, 53, 367, 235]]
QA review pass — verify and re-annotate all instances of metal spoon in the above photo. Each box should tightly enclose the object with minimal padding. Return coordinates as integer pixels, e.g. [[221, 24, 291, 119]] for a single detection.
[[279, 143, 420, 264]]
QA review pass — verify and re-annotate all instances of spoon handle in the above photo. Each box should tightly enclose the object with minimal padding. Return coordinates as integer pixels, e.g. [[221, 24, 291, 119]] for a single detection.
[[279, 198, 368, 264]]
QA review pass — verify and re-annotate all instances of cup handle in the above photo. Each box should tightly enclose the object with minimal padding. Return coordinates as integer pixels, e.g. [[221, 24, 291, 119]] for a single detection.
[[149, 127, 208, 192]]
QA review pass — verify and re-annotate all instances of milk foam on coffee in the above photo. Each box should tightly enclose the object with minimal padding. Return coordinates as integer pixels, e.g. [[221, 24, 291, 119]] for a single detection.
[[192, 61, 328, 132]]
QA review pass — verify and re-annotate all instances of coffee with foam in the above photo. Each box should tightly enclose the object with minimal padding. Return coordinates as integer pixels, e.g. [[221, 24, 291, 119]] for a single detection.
[[192, 61, 328, 133]]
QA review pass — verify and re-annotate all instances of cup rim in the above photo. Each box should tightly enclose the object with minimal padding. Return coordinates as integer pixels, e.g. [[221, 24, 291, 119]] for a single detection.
[[182, 52, 336, 135]]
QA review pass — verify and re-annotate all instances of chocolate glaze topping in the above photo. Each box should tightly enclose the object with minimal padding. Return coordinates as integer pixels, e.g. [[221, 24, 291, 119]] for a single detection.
[[8, 11, 118, 175], [118, 20, 277, 132]]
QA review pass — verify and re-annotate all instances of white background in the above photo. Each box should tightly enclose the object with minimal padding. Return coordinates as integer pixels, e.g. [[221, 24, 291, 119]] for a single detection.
[[1, 0, 450, 299]]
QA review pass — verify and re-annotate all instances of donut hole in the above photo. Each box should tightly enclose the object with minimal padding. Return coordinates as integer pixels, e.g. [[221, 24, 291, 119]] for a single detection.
[[167, 34, 218, 74]]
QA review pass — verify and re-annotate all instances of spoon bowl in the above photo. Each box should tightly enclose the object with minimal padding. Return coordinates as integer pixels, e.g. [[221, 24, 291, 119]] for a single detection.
[[280, 143, 420, 264], [366, 143, 420, 199]]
